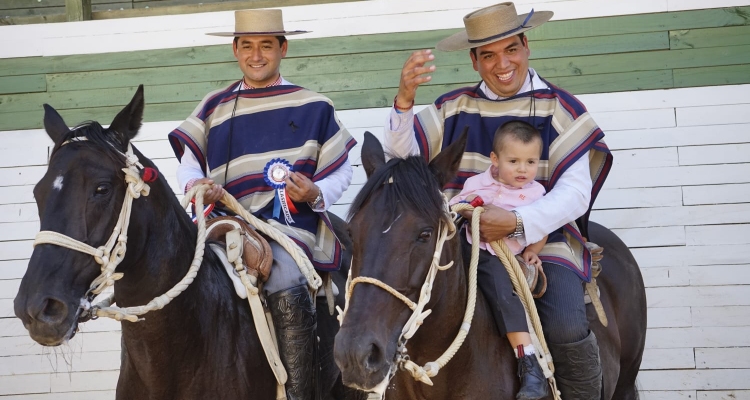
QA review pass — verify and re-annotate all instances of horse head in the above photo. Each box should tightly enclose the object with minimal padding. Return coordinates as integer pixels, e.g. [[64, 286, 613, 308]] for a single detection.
[[333, 130, 467, 392], [14, 86, 156, 346]]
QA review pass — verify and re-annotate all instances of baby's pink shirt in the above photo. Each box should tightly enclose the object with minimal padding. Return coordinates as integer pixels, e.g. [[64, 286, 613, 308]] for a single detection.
[[450, 167, 547, 255]]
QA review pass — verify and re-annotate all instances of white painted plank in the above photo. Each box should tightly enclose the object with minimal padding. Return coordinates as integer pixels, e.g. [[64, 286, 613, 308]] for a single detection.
[[0, 129, 52, 150], [677, 104, 750, 127], [689, 265, 750, 286], [680, 143, 750, 166], [647, 327, 750, 349], [684, 183, 750, 206], [1, 391, 116, 400], [605, 123, 750, 151], [612, 147, 679, 169], [639, 392, 697, 400], [637, 369, 750, 390], [0, 260, 28, 280], [0, 186, 36, 205], [0, 222, 39, 241], [592, 204, 750, 230], [0, 298, 13, 318], [642, 266, 691, 288], [698, 390, 750, 400], [0, 148, 47, 169], [49, 370, 119, 393], [687, 224, 750, 246], [669, 0, 750, 11], [594, 187, 683, 210], [696, 348, 750, 369], [0, 204, 39, 224], [632, 244, 750, 268], [328, 204, 349, 220], [603, 163, 750, 189], [640, 348, 695, 370], [595, 108, 676, 131], [692, 306, 750, 327], [0, 350, 120, 377], [646, 286, 750, 308], [611, 226, 686, 248], [581, 84, 750, 113], [0, 166, 47, 187], [0, 331, 121, 358], [0, 241, 34, 261], [0, 279, 20, 299], [648, 307, 692, 328], [0, 374, 50, 396], [0, 317, 120, 338]]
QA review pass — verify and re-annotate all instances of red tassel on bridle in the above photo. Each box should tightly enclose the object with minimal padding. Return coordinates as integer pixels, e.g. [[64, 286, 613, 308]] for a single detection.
[[141, 167, 158, 183]]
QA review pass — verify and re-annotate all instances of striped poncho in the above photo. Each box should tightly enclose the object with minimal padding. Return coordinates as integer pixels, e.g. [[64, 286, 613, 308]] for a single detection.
[[169, 81, 356, 271], [415, 80, 612, 281]]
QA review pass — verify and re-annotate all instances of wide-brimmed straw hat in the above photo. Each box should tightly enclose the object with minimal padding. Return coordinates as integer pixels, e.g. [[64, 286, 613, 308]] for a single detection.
[[207, 9, 309, 37], [436, 2, 553, 52]]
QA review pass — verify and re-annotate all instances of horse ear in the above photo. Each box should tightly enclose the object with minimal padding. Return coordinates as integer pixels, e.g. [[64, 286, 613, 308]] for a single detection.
[[429, 126, 468, 189], [361, 131, 386, 178], [43, 104, 70, 144], [109, 84, 144, 141]]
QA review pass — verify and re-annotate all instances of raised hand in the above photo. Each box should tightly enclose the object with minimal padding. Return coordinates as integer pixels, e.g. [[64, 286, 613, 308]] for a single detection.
[[285, 172, 320, 203], [396, 49, 436, 109]]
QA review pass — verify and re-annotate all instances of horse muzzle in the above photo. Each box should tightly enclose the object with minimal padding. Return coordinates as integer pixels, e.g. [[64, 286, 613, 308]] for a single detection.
[[333, 325, 394, 391], [14, 293, 80, 346]]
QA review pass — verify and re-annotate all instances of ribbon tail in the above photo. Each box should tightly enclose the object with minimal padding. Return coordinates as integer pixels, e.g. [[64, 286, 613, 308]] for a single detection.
[[273, 190, 282, 219]]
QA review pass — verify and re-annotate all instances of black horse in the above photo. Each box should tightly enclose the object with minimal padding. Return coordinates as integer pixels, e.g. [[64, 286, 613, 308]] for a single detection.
[[334, 132, 647, 399], [14, 86, 363, 400]]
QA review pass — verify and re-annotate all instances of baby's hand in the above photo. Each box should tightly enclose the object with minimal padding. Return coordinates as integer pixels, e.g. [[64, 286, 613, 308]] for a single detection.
[[523, 250, 542, 268]]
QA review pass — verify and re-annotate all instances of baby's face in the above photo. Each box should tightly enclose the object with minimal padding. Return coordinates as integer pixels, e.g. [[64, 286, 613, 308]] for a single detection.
[[490, 138, 541, 188]]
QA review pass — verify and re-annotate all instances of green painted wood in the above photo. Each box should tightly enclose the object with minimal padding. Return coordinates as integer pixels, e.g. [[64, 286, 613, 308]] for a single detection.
[[528, 6, 750, 41], [670, 25, 750, 50], [66, 0, 91, 21], [0, 0, 115, 9], [44, 31, 667, 92], [674, 64, 750, 88], [0, 75, 46, 95]]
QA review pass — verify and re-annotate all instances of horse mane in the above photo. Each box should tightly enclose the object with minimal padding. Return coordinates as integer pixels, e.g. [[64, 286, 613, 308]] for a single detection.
[[50, 121, 128, 166], [348, 155, 450, 225]]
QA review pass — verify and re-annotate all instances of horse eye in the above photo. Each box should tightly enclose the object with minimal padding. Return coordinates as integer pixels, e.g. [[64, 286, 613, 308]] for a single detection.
[[417, 228, 433, 242], [95, 184, 111, 196]]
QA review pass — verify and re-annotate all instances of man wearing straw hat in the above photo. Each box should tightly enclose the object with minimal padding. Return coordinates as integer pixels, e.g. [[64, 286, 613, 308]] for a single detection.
[[168, 9, 355, 400], [384, 3, 612, 399]]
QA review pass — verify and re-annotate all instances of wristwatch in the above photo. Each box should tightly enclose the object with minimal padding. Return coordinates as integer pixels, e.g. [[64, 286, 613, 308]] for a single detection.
[[507, 210, 524, 238], [308, 188, 324, 210]]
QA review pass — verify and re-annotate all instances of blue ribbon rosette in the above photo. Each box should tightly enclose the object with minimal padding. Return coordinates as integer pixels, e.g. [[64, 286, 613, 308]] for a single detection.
[[264, 158, 296, 224]]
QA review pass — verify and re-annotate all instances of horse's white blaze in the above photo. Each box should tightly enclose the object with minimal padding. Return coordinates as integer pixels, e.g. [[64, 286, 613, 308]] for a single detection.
[[53, 175, 63, 190]]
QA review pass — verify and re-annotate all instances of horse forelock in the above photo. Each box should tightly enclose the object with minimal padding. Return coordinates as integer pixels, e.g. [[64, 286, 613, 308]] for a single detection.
[[50, 121, 128, 166], [348, 156, 449, 226]]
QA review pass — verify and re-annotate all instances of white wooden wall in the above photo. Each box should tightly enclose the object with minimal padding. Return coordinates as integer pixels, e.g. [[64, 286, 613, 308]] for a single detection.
[[1, 0, 750, 398]]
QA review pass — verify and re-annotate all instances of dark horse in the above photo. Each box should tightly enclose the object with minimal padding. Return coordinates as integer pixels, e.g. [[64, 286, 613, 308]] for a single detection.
[[333, 132, 646, 399], [14, 86, 364, 400]]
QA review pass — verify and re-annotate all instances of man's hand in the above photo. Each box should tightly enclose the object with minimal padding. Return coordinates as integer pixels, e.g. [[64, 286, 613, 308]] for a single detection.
[[285, 172, 319, 203], [192, 178, 226, 205], [460, 204, 517, 242], [396, 50, 436, 109], [523, 249, 542, 268]]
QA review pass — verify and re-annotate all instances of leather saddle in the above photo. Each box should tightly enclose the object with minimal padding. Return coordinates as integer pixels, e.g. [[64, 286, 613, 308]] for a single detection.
[[206, 216, 273, 283]]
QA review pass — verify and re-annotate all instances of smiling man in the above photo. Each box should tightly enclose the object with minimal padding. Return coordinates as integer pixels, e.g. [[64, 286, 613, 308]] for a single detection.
[[168, 9, 355, 400], [384, 3, 613, 400]]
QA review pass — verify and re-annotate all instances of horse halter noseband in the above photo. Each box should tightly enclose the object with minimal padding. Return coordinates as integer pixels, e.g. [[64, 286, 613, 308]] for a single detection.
[[339, 192, 462, 385], [33, 138, 151, 313]]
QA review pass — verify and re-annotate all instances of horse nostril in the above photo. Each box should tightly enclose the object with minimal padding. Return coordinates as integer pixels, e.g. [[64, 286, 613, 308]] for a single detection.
[[34, 297, 68, 324], [365, 342, 384, 372]]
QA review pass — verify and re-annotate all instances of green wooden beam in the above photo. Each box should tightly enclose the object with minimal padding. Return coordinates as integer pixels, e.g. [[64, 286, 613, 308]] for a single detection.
[[674, 64, 750, 87], [65, 0, 91, 21], [670, 25, 750, 49], [0, 75, 46, 95]]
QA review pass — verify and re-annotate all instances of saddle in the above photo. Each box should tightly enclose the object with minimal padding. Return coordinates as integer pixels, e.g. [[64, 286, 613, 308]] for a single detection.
[[516, 255, 547, 299], [206, 216, 273, 283]]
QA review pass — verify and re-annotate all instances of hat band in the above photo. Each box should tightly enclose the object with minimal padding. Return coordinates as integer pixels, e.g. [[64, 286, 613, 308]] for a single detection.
[[467, 9, 534, 44], [233, 30, 288, 35]]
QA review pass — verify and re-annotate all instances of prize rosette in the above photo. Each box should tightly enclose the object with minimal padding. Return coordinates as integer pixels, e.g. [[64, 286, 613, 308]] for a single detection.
[[264, 158, 298, 224]]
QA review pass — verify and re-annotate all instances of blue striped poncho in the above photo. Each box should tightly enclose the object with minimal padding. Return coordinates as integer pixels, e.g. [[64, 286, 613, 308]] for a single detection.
[[415, 79, 612, 281], [169, 81, 356, 271]]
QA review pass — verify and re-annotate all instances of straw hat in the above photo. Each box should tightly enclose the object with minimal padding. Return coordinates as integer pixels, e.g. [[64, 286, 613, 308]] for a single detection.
[[207, 9, 309, 37], [436, 2, 553, 52]]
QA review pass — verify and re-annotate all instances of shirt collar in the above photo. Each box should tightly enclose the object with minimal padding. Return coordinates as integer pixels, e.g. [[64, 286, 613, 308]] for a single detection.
[[479, 68, 548, 100], [235, 75, 290, 91]]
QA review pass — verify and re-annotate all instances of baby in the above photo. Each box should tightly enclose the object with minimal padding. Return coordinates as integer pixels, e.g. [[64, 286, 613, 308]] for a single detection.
[[450, 120, 548, 399]]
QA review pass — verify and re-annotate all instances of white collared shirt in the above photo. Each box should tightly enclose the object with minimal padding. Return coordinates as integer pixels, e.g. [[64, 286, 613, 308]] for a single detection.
[[176, 76, 353, 212], [383, 68, 592, 245]]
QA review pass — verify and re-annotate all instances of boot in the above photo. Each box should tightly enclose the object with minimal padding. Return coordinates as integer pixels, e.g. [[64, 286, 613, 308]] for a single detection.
[[268, 284, 317, 400], [516, 354, 550, 400], [548, 331, 602, 400]]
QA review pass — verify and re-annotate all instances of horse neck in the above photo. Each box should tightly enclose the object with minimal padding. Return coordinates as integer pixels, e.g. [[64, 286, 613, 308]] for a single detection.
[[408, 235, 468, 357]]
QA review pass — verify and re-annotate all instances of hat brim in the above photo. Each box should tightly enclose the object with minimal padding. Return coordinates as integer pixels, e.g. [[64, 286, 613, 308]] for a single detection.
[[206, 30, 310, 37], [436, 11, 553, 52]]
